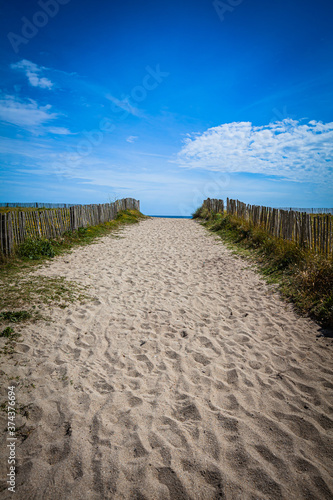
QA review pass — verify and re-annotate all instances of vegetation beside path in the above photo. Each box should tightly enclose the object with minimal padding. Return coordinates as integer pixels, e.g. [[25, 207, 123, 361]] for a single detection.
[[193, 206, 333, 330]]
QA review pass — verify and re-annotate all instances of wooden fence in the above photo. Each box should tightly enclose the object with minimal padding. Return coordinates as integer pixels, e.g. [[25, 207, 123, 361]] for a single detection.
[[202, 198, 332, 255], [0, 202, 77, 209], [0, 198, 140, 257], [279, 207, 333, 214], [202, 198, 224, 213]]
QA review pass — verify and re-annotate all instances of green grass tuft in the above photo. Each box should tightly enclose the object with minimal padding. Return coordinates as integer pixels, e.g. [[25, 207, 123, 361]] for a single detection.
[[0, 327, 14, 338], [18, 238, 55, 260], [0, 310, 32, 322]]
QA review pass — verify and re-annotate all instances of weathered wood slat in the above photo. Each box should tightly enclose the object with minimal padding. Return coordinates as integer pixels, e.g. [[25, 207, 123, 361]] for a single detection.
[[7, 214, 14, 256]]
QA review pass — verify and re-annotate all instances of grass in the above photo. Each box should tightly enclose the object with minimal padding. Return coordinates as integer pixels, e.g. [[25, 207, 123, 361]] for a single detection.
[[0, 206, 55, 214], [193, 206, 333, 329], [0, 275, 86, 356], [0, 310, 32, 322], [0, 327, 22, 355], [0, 276, 89, 311], [0, 272, 87, 356], [0, 327, 15, 338]]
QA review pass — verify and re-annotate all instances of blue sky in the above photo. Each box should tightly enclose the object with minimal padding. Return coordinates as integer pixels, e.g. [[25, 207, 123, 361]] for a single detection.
[[0, 0, 332, 215]]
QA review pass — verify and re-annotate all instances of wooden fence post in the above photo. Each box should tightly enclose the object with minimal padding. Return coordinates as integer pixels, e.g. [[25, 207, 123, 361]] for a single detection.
[[0, 214, 7, 255], [18, 211, 26, 245], [70, 206, 77, 231]]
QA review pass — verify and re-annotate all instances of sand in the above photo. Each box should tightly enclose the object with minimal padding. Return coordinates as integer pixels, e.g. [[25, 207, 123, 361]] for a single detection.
[[0, 217, 332, 499]]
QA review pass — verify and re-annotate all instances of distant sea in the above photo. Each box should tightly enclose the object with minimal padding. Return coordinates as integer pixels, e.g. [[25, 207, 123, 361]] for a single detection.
[[149, 215, 192, 219]]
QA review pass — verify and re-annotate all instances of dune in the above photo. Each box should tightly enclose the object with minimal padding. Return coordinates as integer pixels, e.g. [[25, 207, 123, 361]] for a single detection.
[[1, 217, 332, 499]]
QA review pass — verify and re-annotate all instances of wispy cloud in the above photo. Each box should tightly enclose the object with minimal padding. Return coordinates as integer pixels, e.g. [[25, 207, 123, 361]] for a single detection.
[[106, 94, 142, 117], [47, 127, 74, 135], [11, 60, 54, 89], [0, 95, 58, 130], [126, 135, 138, 143], [176, 119, 333, 184]]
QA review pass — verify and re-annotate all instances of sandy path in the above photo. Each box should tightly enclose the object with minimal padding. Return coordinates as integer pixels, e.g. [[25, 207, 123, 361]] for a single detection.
[[1, 218, 333, 499]]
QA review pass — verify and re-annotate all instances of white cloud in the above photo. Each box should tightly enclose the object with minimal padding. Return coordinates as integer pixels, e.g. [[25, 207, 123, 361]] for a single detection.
[[176, 119, 333, 184], [11, 60, 53, 89], [0, 95, 57, 129], [47, 127, 74, 135], [126, 135, 138, 143]]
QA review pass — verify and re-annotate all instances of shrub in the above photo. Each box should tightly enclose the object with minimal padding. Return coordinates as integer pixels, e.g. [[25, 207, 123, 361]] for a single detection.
[[77, 227, 88, 236], [192, 206, 203, 219], [297, 256, 333, 295], [200, 208, 210, 220], [250, 228, 269, 247], [18, 238, 55, 260], [210, 214, 232, 231], [272, 244, 304, 270]]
